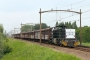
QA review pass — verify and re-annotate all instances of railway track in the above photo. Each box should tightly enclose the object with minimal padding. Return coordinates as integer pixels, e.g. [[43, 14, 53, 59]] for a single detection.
[[72, 46, 90, 52]]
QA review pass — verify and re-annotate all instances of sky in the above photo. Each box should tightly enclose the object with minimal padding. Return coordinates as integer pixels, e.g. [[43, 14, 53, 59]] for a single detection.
[[0, 0, 90, 33]]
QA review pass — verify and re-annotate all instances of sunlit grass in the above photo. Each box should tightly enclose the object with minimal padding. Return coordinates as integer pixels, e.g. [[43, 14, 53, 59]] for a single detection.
[[1, 38, 81, 60]]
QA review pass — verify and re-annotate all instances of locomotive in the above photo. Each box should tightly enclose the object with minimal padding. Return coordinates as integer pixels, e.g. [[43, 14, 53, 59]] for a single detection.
[[13, 25, 78, 47], [51, 25, 78, 47]]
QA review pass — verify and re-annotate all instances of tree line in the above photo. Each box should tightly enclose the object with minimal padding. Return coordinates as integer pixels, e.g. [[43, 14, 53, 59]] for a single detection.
[[21, 23, 50, 32], [76, 26, 90, 43], [55, 21, 77, 29]]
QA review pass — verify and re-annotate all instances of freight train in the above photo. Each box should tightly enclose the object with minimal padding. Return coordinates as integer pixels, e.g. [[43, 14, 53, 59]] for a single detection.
[[13, 25, 78, 47]]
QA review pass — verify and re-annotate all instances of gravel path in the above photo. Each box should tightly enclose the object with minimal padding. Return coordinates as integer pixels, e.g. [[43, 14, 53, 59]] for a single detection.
[[21, 40, 90, 60]]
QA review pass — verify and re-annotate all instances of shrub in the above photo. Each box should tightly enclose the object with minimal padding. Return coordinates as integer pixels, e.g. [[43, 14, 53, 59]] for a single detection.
[[0, 41, 4, 58], [0, 33, 12, 58], [0, 48, 4, 58], [3, 45, 12, 54]]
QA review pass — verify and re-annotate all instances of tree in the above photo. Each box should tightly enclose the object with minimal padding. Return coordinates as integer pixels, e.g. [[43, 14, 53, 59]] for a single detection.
[[76, 26, 90, 43], [0, 24, 3, 33], [34, 24, 40, 30], [34, 23, 49, 30], [65, 22, 69, 28], [21, 23, 50, 32], [41, 23, 49, 29], [68, 22, 72, 28], [58, 22, 64, 26], [82, 26, 90, 42], [64, 21, 77, 29], [21, 25, 34, 32], [0, 24, 11, 58], [55, 21, 58, 26], [72, 21, 77, 29], [76, 27, 80, 41]]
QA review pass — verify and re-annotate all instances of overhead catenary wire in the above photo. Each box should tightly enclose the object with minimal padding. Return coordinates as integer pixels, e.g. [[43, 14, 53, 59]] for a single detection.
[[41, 0, 89, 26], [58, 0, 90, 13], [46, 11, 79, 24], [41, 0, 88, 23], [83, 9, 90, 13], [61, 14, 78, 20], [82, 17, 90, 20], [72, 4, 90, 9], [57, 11, 61, 21], [41, 0, 86, 24], [50, 9, 90, 23], [66, 16, 90, 25], [74, 16, 90, 21], [57, 0, 86, 9]]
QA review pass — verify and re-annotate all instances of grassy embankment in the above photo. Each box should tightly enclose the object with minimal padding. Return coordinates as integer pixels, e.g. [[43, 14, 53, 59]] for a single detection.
[[1, 38, 81, 60], [82, 43, 90, 46]]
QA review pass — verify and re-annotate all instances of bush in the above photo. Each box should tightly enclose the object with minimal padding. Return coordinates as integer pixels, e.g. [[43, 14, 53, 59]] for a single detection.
[[0, 42, 4, 58], [76, 26, 90, 43], [0, 33, 12, 58], [4, 45, 12, 54], [0, 24, 12, 58], [0, 48, 4, 58]]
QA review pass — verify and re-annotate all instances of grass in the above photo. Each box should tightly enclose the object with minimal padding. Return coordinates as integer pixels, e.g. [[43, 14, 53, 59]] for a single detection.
[[82, 42, 90, 46], [1, 38, 81, 60]]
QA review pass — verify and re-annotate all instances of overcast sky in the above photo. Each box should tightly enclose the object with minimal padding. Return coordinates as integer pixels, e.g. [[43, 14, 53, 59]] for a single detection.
[[0, 0, 90, 33]]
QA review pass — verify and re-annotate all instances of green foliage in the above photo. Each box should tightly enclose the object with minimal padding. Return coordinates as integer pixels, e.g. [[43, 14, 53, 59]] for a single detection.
[[34, 23, 49, 30], [0, 36, 4, 58], [68, 22, 72, 28], [0, 24, 4, 58], [0, 24, 11, 58], [56, 21, 77, 29], [65, 22, 68, 27], [58, 22, 64, 26], [76, 26, 90, 43], [3, 45, 12, 54], [0, 49, 4, 58], [0, 24, 3, 33], [55, 21, 58, 26], [82, 26, 90, 42], [41, 23, 49, 29], [1, 39, 80, 60], [76, 28, 80, 41], [21, 23, 49, 32], [72, 21, 77, 29], [21, 25, 34, 32], [34, 23, 40, 30], [0, 33, 12, 58], [82, 43, 90, 46]]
